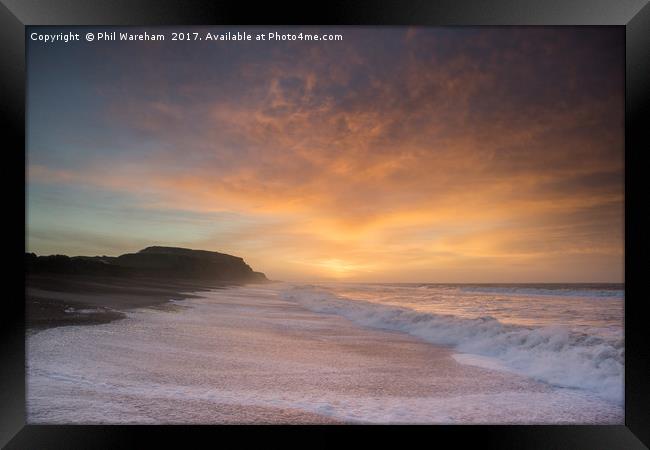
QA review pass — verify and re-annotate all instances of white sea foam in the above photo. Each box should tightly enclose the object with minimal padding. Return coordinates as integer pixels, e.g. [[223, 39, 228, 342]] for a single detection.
[[280, 285, 624, 404], [27, 286, 623, 424], [64, 307, 108, 314]]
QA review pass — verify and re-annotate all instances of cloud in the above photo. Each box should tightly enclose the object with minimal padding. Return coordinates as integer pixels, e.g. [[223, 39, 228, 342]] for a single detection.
[[26, 28, 624, 281]]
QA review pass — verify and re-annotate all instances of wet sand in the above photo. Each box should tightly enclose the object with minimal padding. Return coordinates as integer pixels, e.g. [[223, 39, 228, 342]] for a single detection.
[[27, 286, 623, 424], [26, 274, 228, 329]]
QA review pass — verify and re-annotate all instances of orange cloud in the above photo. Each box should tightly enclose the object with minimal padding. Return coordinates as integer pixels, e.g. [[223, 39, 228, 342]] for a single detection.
[[27, 28, 624, 282]]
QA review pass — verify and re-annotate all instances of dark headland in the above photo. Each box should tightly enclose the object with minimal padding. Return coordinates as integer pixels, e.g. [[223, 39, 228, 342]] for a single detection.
[[26, 246, 269, 330]]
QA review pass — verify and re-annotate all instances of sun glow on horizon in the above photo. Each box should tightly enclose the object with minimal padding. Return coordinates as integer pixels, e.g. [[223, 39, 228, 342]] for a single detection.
[[307, 258, 377, 279], [26, 27, 624, 283]]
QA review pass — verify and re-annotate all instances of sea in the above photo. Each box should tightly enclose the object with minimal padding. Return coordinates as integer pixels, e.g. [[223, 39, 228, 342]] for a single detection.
[[281, 282, 624, 403], [27, 282, 624, 424]]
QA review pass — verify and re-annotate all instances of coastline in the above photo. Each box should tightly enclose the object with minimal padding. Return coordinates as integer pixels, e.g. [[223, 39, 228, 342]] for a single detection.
[[26, 273, 250, 330], [27, 284, 623, 424]]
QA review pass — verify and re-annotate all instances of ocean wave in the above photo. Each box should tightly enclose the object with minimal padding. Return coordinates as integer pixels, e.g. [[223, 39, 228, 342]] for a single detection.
[[281, 286, 624, 403], [456, 285, 623, 298]]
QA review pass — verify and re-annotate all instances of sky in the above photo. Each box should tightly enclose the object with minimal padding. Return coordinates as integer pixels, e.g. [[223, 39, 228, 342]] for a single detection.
[[26, 26, 624, 283]]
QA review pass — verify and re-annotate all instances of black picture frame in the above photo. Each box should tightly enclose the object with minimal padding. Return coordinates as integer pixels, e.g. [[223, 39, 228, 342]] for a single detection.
[[2, 0, 648, 448]]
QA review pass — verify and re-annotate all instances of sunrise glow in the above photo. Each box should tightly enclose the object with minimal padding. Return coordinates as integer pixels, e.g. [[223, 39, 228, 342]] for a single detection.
[[26, 27, 624, 282]]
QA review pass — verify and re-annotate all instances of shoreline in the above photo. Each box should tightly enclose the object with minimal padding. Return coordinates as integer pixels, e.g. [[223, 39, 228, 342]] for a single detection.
[[27, 285, 623, 424], [26, 273, 265, 330]]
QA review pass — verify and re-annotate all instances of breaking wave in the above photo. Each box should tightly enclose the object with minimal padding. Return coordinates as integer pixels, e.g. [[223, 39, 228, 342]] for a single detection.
[[281, 286, 624, 404]]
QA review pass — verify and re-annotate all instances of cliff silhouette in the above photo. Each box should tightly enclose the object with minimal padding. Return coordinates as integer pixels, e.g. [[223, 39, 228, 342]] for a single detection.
[[26, 246, 268, 283]]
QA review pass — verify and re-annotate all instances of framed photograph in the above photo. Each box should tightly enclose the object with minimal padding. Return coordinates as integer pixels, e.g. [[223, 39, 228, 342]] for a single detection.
[[2, 0, 648, 447]]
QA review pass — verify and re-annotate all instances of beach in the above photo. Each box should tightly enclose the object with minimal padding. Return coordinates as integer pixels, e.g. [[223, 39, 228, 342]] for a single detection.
[[24, 24, 626, 430], [26, 274, 226, 329], [27, 284, 623, 424]]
